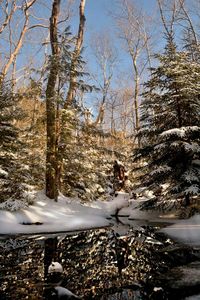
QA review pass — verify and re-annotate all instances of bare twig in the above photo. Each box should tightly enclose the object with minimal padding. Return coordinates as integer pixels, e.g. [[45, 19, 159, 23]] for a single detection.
[[0, 0, 17, 35], [0, 0, 37, 80], [179, 0, 198, 45], [28, 24, 49, 30]]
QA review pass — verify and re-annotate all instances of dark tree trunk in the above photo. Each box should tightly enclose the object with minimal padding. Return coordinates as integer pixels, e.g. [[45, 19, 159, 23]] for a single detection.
[[45, 0, 61, 200], [184, 194, 190, 207], [44, 237, 58, 279]]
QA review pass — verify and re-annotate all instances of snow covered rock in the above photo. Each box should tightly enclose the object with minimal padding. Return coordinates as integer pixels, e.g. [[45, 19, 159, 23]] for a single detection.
[[47, 261, 81, 299], [48, 262, 63, 274]]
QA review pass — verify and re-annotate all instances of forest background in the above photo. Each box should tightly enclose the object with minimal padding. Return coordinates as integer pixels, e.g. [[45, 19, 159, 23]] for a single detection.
[[0, 0, 200, 211]]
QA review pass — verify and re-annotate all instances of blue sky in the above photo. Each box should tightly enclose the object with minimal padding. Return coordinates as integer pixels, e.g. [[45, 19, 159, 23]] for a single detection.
[[74, 0, 158, 42], [70, 0, 159, 107], [80, 0, 159, 82], [85, 0, 157, 30], [1, 0, 160, 88]]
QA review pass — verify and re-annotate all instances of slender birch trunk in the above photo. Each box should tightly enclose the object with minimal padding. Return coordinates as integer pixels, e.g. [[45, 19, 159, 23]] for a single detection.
[[57, 0, 86, 192], [64, 0, 86, 107]]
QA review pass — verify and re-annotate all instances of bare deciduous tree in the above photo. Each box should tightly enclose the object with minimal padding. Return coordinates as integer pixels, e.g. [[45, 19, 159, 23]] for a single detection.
[[56, 0, 87, 193], [157, 0, 179, 40], [90, 32, 117, 127], [64, 0, 86, 107], [113, 0, 152, 136], [0, 0, 17, 35], [0, 0, 38, 81], [0, 0, 37, 80]]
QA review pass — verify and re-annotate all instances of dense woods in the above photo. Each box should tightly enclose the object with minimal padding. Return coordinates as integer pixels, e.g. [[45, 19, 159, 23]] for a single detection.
[[0, 0, 200, 210]]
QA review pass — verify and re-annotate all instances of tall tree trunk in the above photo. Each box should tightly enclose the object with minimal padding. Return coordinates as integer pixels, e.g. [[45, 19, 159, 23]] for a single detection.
[[64, 0, 86, 107], [45, 0, 60, 200], [184, 194, 190, 207], [130, 51, 140, 146], [57, 0, 86, 192], [132, 56, 140, 132]]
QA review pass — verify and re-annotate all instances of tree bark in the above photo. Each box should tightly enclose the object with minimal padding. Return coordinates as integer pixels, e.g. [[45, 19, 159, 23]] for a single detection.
[[64, 0, 86, 107], [57, 0, 86, 192], [132, 53, 140, 133], [184, 194, 190, 207], [45, 0, 60, 200], [44, 237, 58, 279]]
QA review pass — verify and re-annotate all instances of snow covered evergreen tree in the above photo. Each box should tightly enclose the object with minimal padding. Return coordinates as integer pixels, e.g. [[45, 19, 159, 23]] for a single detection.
[[61, 108, 116, 201], [134, 39, 200, 206], [0, 82, 34, 210]]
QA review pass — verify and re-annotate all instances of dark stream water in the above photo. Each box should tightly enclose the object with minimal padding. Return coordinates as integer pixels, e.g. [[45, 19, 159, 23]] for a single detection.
[[0, 217, 200, 300]]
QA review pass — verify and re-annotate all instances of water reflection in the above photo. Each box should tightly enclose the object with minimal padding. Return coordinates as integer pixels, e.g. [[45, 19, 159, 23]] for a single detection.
[[100, 289, 142, 300], [0, 239, 44, 299], [0, 226, 145, 299], [1, 217, 199, 299]]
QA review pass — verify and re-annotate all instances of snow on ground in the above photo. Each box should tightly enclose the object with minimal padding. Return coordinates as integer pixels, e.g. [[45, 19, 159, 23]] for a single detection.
[[161, 214, 200, 246], [0, 191, 135, 236], [119, 189, 161, 220], [1, 189, 200, 246], [0, 190, 153, 237], [0, 191, 111, 236], [89, 191, 129, 215]]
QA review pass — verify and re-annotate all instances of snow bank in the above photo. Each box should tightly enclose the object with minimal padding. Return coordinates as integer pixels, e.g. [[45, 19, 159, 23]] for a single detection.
[[0, 191, 137, 237], [0, 191, 110, 236], [55, 286, 80, 299], [89, 192, 129, 216]]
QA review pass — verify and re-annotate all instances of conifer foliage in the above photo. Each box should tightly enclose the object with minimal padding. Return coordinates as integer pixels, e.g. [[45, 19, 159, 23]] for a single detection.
[[0, 82, 33, 209], [134, 40, 200, 204]]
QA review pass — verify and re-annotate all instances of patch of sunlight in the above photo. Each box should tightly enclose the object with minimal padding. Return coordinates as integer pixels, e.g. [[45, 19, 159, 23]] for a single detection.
[[0, 211, 16, 222], [42, 211, 58, 219], [35, 201, 46, 207], [20, 210, 41, 223]]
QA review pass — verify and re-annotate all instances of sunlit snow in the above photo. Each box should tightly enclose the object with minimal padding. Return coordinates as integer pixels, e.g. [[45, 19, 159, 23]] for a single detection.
[[1, 189, 200, 247], [0, 191, 111, 236]]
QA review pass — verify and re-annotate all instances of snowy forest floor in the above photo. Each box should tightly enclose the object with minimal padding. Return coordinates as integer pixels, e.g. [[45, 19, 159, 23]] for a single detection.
[[0, 190, 200, 246]]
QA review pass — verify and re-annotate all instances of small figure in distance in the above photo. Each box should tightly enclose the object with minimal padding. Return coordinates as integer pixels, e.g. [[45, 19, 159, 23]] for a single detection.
[[113, 160, 126, 192], [113, 160, 125, 181]]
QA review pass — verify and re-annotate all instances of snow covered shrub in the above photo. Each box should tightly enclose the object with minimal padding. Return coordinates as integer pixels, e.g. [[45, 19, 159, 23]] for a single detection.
[[0, 199, 29, 211]]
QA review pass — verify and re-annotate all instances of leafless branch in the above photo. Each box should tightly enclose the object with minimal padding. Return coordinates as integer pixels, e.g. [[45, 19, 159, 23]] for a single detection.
[[0, 0, 17, 35], [157, 0, 173, 38], [179, 0, 198, 45], [0, 0, 38, 79], [28, 24, 49, 30]]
